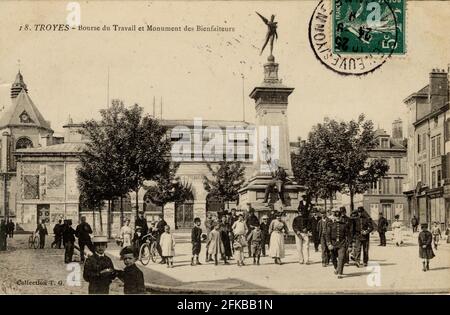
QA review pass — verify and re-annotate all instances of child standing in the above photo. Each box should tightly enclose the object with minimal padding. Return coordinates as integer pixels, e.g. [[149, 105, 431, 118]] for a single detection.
[[431, 222, 442, 250], [116, 246, 146, 294], [247, 224, 262, 265], [159, 225, 175, 268], [233, 234, 245, 266], [191, 217, 202, 266], [418, 223, 435, 272], [206, 223, 227, 265]]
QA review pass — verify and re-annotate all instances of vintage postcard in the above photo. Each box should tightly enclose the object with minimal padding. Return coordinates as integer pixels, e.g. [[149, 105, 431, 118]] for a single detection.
[[0, 0, 449, 299]]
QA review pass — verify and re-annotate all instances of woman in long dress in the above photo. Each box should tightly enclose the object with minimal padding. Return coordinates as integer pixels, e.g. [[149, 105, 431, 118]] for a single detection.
[[391, 215, 403, 246], [269, 212, 289, 265], [119, 219, 133, 248]]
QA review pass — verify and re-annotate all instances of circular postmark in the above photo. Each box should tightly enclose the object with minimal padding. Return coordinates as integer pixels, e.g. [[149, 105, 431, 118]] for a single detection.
[[308, 0, 398, 76]]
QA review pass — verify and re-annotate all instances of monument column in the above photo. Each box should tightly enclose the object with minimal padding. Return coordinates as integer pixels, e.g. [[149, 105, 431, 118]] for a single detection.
[[239, 55, 302, 227]]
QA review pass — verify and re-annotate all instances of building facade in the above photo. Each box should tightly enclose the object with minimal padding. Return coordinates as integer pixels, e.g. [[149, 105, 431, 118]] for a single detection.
[[403, 68, 450, 230], [342, 125, 408, 225]]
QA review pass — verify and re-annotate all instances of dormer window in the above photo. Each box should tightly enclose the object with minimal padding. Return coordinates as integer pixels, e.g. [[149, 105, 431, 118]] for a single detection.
[[380, 137, 389, 148]]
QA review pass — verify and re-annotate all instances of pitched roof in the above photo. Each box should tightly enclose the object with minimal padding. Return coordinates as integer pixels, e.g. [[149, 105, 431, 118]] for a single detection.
[[0, 89, 52, 131]]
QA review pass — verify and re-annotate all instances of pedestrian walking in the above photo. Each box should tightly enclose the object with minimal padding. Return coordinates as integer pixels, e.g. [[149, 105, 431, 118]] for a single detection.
[[326, 208, 352, 279], [377, 212, 388, 246], [269, 212, 288, 265], [411, 216, 419, 233], [247, 223, 262, 265], [62, 220, 76, 263], [191, 217, 202, 266], [35, 220, 48, 249], [260, 215, 270, 256], [310, 210, 320, 252], [119, 219, 133, 248], [7, 219, 15, 238], [292, 208, 311, 264], [51, 220, 63, 249], [339, 206, 352, 265], [75, 216, 94, 262], [245, 208, 260, 257], [431, 222, 442, 250], [353, 207, 373, 267], [317, 208, 331, 267], [116, 246, 146, 294], [159, 225, 175, 268], [207, 223, 228, 265], [392, 215, 403, 246], [418, 223, 435, 272], [0, 219, 7, 251], [83, 236, 116, 294]]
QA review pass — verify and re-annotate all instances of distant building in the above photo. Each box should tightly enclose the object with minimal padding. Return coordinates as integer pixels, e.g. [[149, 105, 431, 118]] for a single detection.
[[403, 68, 449, 230], [342, 124, 408, 225]]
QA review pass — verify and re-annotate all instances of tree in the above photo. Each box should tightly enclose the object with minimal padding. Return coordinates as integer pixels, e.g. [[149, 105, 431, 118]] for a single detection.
[[292, 114, 389, 212], [202, 161, 246, 209], [143, 163, 194, 212], [77, 101, 173, 236]]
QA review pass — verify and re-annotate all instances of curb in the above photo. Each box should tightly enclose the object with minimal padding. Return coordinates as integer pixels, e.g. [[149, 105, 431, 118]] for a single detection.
[[144, 282, 450, 295]]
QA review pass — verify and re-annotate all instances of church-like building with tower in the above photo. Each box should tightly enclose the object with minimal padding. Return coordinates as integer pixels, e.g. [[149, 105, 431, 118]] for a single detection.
[[1, 55, 300, 235]]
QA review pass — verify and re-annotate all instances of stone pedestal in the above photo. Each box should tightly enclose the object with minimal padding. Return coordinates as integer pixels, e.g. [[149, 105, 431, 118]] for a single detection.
[[239, 55, 303, 226]]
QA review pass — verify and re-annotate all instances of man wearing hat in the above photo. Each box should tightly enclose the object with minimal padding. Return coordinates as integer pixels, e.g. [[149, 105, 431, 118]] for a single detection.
[[246, 208, 260, 257], [377, 212, 388, 246], [135, 211, 149, 236], [260, 215, 270, 256], [62, 219, 76, 263], [75, 216, 94, 262], [353, 206, 374, 267], [326, 208, 352, 278], [317, 208, 331, 266], [310, 209, 321, 252], [83, 236, 116, 294]]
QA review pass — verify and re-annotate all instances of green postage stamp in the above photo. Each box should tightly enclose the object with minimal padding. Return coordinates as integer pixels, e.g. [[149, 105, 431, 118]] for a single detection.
[[332, 0, 405, 54]]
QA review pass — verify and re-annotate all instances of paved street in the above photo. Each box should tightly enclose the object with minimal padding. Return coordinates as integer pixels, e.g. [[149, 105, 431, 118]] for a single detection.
[[1, 232, 449, 294]]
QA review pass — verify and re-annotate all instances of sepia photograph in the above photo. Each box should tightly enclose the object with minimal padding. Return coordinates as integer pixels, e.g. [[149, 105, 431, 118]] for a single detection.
[[0, 0, 449, 298]]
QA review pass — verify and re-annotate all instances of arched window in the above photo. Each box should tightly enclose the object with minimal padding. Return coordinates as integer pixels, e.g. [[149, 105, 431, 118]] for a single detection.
[[16, 137, 33, 149]]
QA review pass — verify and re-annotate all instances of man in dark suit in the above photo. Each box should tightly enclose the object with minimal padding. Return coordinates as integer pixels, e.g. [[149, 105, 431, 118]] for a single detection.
[[326, 208, 352, 278], [7, 219, 15, 238], [310, 209, 320, 252], [35, 220, 48, 249], [377, 212, 388, 246], [245, 208, 260, 257], [0, 219, 7, 251], [51, 220, 63, 249], [317, 209, 331, 266], [83, 236, 116, 294], [75, 216, 94, 262], [353, 206, 374, 267], [135, 211, 149, 236], [62, 220, 76, 263]]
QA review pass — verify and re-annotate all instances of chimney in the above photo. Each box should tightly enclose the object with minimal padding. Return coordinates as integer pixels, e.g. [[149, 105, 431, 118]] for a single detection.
[[392, 118, 403, 141], [429, 68, 449, 112]]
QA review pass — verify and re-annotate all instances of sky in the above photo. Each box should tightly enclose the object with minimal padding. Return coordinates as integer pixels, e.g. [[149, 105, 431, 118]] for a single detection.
[[0, 0, 449, 140]]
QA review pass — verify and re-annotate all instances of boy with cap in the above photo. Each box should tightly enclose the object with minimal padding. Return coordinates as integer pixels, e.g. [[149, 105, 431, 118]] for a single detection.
[[116, 246, 145, 294], [191, 217, 202, 266], [83, 236, 116, 294], [418, 223, 435, 271]]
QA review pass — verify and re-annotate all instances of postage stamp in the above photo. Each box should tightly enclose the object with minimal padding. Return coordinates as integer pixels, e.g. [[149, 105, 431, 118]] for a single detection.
[[332, 0, 405, 55], [309, 0, 391, 76]]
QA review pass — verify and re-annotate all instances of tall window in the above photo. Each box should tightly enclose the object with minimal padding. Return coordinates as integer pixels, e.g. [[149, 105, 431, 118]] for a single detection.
[[380, 138, 389, 148], [381, 178, 391, 194], [431, 169, 436, 188], [394, 178, 403, 194], [394, 158, 402, 173], [422, 133, 427, 151], [437, 169, 442, 187], [431, 137, 436, 158], [436, 135, 441, 156], [417, 134, 421, 153]]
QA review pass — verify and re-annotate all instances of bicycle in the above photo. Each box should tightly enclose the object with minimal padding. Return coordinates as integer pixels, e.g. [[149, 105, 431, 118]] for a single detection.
[[28, 233, 40, 249], [138, 233, 159, 266]]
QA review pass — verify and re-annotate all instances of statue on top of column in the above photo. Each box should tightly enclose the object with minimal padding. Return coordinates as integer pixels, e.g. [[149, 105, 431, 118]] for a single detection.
[[256, 12, 278, 58]]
